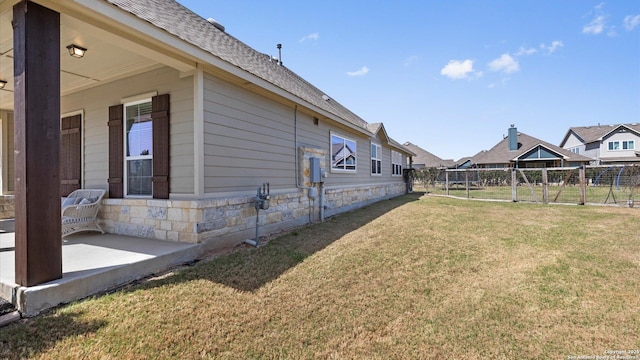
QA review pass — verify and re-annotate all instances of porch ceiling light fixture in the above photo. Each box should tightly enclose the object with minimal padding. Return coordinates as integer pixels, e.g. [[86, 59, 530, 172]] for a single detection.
[[66, 44, 87, 58], [0, 80, 6, 89]]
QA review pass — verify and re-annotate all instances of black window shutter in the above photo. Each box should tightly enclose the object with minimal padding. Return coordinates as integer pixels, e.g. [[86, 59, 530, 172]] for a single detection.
[[108, 104, 124, 198], [152, 94, 170, 199], [60, 114, 81, 196]]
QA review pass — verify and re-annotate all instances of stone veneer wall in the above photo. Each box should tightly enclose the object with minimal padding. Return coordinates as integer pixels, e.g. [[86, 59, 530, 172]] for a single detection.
[[0, 195, 14, 219], [324, 183, 406, 217], [98, 145, 406, 247], [98, 182, 406, 247], [99, 192, 311, 245]]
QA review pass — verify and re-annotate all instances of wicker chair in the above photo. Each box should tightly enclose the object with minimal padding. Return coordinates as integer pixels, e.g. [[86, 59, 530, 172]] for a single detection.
[[61, 189, 106, 238]]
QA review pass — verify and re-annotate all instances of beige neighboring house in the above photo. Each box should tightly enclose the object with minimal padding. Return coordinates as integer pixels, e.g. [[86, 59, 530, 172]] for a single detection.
[[403, 142, 455, 169], [560, 123, 640, 165], [471, 126, 592, 168], [0, 0, 413, 246]]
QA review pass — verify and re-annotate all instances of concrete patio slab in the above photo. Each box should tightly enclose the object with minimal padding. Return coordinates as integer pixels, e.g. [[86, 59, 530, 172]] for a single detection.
[[0, 222, 202, 316]]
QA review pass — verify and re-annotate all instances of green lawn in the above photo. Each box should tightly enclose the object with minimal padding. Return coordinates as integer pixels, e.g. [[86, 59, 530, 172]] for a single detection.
[[1, 194, 638, 359]]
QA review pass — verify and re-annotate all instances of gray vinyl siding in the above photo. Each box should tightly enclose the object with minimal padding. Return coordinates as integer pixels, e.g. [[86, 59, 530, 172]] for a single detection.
[[203, 73, 407, 194], [584, 142, 600, 160], [203, 74, 295, 193], [61, 66, 194, 194], [296, 111, 403, 187]]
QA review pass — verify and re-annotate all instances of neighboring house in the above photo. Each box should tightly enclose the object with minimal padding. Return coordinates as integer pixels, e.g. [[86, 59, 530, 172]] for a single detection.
[[0, 0, 414, 260], [402, 142, 455, 169], [471, 126, 592, 168], [559, 123, 640, 165], [454, 151, 486, 169]]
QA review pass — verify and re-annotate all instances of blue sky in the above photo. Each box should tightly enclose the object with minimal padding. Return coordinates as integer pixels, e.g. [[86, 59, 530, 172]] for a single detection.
[[177, 0, 639, 161]]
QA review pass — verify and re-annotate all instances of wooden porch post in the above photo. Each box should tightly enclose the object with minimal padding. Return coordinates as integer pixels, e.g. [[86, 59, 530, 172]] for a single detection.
[[13, 1, 62, 286]]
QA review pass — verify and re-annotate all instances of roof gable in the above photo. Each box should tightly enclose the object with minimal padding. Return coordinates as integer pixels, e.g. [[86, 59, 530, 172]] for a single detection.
[[475, 131, 592, 165], [559, 129, 584, 147], [561, 123, 640, 146], [516, 144, 564, 161], [600, 124, 640, 141]]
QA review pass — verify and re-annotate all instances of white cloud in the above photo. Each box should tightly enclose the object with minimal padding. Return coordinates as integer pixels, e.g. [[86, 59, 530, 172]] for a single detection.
[[540, 40, 564, 54], [346, 66, 369, 77], [299, 32, 319, 43], [488, 54, 520, 74], [514, 46, 537, 56], [583, 15, 606, 34], [440, 59, 475, 79], [624, 14, 640, 31]]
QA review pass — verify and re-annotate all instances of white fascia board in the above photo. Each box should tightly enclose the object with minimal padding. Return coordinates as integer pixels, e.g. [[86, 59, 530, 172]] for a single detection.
[[512, 144, 568, 162], [559, 130, 581, 147], [598, 124, 640, 141]]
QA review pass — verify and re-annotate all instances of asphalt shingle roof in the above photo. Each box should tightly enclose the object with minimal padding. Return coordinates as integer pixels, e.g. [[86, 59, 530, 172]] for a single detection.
[[105, 0, 373, 133], [563, 123, 640, 144], [474, 131, 592, 165], [402, 142, 454, 168]]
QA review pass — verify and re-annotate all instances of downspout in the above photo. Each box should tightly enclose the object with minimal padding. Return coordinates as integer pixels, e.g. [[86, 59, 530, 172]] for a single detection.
[[294, 105, 302, 188], [320, 181, 325, 222]]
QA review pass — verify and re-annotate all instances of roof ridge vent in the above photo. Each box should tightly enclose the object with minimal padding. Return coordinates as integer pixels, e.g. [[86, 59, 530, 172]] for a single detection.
[[207, 18, 225, 32]]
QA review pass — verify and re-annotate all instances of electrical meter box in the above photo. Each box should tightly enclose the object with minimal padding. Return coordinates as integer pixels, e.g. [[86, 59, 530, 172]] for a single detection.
[[309, 157, 321, 183]]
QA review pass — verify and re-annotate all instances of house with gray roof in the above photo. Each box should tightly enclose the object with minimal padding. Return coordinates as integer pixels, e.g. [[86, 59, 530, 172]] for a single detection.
[[0, 0, 413, 287], [403, 142, 455, 169], [471, 126, 592, 168], [560, 123, 640, 165]]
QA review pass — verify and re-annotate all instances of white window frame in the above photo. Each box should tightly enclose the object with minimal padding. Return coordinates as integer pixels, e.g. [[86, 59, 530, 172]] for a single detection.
[[391, 150, 403, 176], [371, 143, 381, 175], [608, 141, 620, 151], [331, 133, 357, 173], [124, 98, 153, 198], [622, 140, 635, 150]]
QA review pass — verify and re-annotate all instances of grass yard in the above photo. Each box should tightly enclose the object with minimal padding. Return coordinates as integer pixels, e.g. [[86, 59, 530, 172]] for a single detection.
[[1, 193, 639, 359], [428, 184, 638, 205]]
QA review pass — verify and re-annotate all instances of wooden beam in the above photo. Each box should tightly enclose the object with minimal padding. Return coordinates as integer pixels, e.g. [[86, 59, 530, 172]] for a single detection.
[[13, 1, 62, 286]]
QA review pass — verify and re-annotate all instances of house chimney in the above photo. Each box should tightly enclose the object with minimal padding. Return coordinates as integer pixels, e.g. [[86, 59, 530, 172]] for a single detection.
[[508, 125, 518, 151]]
